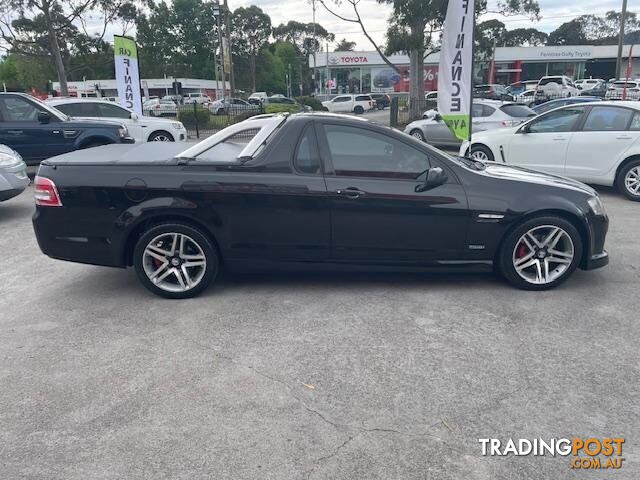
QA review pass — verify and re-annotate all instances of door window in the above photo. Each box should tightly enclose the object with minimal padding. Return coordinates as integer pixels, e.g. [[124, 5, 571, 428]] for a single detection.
[[527, 107, 584, 133], [0, 96, 42, 122], [629, 112, 640, 131], [332, 96, 350, 103], [293, 126, 321, 175], [582, 106, 633, 132], [323, 125, 429, 180], [54, 102, 99, 117], [95, 102, 131, 119]]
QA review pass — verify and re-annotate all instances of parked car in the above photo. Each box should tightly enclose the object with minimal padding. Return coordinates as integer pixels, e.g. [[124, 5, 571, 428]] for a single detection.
[[143, 98, 179, 117], [473, 84, 514, 101], [0, 92, 134, 165], [461, 101, 640, 200], [506, 80, 539, 96], [248, 92, 268, 105], [0, 144, 29, 202], [32, 113, 608, 298], [532, 96, 601, 115], [183, 93, 211, 105], [162, 94, 184, 104], [46, 98, 187, 142], [580, 83, 608, 98], [534, 76, 580, 102], [209, 97, 262, 115], [605, 80, 640, 101], [370, 93, 391, 109], [406, 100, 536, 147], [575, 79, 605, 92], [372, 69, 401, 89], [322, 94, 375, 114], [424, 91, 438, 110], [514, 89, 537, 107]]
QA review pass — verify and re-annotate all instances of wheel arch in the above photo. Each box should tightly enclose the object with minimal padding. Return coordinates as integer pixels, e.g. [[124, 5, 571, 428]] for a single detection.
[[494, 208, 591, 269], [122, 213, 222, 267], [78, 135, 114, 148], [147, 129, 175, 142], [614, 154, 640, 187]]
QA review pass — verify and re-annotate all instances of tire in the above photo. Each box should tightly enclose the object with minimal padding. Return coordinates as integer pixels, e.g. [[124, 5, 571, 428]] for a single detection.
[[133, 223, 219, 299], [616, 159, 640, 201], [217, 108, 227, 116], [409, 129, 426, 142], [148, 130, 175, 142], [498, 216, 583, 291], [354, 106, 364, 114], [469, 144, 495, 162]]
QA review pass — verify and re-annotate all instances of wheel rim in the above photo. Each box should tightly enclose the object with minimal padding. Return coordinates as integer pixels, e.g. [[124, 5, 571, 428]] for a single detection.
[[512, 225, 574, 285], [152, 134, 171, 142], [411, 130, 424, 140], [142, 233, 206, 293], [624, 166, 640, 196], [470, 149, 489, 162]]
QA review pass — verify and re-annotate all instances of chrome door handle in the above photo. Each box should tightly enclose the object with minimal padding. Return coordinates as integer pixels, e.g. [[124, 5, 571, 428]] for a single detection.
[[552, 137, 567, 141], [616, 135, 632, 140], [336, 188, 366, 199], [7, 130, 23, 135]]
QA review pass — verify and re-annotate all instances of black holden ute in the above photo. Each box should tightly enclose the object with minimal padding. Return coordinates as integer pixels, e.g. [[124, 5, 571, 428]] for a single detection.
[[32, 113, 609, 299]]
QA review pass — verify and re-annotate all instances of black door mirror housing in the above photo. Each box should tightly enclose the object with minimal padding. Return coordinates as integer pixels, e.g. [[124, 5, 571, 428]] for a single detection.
[[518, 123, 530, 134], [38, 111, 51, 124], [433, 113, 442, 122], [416, 166, 448, 192]]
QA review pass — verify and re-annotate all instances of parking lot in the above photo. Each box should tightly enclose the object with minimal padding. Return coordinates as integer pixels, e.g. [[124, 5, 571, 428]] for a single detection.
[[0, 184, 638, 479]]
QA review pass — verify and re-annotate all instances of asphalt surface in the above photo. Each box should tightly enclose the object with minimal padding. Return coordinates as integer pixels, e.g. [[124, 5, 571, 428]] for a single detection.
[[0, 185, 638, 479]]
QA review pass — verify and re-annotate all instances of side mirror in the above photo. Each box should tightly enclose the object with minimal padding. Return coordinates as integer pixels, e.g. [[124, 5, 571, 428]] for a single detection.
[[433, 113, 442, 122], [38, 111, 51, 124], [130, 112, 139, 121], [415, 166, 448, 192], [518, 123, 531, 134]]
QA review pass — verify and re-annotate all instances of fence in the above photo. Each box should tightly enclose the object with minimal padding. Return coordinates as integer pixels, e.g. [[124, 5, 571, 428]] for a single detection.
[[143, 101, 266, 140]]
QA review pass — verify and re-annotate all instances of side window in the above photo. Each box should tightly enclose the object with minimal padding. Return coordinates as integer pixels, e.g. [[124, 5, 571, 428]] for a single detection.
[[293, 127, 321, 175], [528, 107, 584, 133], [323, 124, 429, 180], [95, 103, 131, 119], [56, 102, 99, 117], [0, 96, 42, 122], [471, 104, 485, 117], [629, 113, 640, 131], [333, 96, 349, 103], [482, 105, 496, 116], [582, 106, 633, 132]]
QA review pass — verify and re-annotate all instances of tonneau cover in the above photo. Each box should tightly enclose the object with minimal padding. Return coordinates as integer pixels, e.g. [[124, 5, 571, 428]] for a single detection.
[[42, 142, 188, 166]]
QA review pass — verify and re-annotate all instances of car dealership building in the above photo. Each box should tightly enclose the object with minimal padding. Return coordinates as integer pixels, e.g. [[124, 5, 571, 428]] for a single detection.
[[311, 45, 640, 95]]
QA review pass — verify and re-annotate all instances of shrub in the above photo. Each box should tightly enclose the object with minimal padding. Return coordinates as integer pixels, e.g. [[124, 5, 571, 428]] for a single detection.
[[265, 104, 301, 114], [178, 107, 210, 128], [296, 96, 325, 111]]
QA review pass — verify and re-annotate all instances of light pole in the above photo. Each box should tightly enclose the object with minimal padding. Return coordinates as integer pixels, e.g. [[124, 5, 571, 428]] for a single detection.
[[616, 0, 629, 80], [214, 0, 226, 101]]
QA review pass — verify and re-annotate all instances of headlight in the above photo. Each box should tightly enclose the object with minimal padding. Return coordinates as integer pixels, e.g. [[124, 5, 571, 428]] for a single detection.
[[171, 122, 185, 130], [118, 126, 129, 138], [0, 151, 22, 167], [588, 196, 605, 216]]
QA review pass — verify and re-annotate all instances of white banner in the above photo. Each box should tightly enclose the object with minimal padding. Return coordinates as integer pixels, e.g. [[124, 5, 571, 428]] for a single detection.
[[114, 35, 142, 116], [437, 0, 475, 141]]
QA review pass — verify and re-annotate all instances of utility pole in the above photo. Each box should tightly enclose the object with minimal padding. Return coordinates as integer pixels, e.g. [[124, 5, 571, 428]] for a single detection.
[[223, 0, 235, 95], [616, 0, 629, 80], [214, 0, 226, 100], [311, 0, 317, 95]]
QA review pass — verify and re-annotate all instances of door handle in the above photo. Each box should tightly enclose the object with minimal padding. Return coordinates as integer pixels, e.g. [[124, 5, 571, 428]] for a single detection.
[[616, 135, 632, 140], [336, 188, 366, 199], [552, 136, 566, 141], [7, 130, 23, 135]]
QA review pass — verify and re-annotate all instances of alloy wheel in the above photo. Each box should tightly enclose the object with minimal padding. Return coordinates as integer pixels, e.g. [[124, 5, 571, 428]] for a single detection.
[[624, 166, 640, 196], [142, 233, 207, 293], [152, 134, 172, 142], [470, 149, 489, 162], [512, 225, 575, 285]]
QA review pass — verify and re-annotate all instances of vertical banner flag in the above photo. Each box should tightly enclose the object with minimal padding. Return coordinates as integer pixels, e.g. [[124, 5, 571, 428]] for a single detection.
[[438, 0, 475, 141], [114, 35, 142, 116]]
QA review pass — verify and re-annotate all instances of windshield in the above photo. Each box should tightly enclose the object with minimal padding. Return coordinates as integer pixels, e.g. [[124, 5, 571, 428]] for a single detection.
[[31, 96, 69, 121], [500, 104, 536, 118]]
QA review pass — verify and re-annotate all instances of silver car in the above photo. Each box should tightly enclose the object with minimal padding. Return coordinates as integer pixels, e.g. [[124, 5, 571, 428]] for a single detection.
[[404, 100, 536, 147], [0, 144, 29, 202]]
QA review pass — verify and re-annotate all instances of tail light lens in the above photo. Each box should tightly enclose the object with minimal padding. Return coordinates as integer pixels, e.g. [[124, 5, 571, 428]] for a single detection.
[[34, 176, 62, 207]]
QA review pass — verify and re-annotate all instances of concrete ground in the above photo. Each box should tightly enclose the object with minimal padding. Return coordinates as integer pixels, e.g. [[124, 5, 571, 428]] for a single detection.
[[0, 186, 638, 480]]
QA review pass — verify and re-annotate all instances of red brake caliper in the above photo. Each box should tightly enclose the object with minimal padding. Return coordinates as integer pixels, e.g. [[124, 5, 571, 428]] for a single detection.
[[517, 243, 529, 258]]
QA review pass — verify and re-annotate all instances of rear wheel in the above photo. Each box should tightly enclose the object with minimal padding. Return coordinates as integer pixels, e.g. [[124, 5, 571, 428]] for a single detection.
[[354, 105, 364, 114], [133, 223, 219, 299], [499, 216, 582, 290], [410, 129, 425, 142], [469, 144, 495, 162], [616, 159, 640, 201]]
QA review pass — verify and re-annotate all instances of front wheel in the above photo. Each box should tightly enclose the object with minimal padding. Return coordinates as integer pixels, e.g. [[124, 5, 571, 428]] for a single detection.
[[616, 160, 640, 201], [148, 131, 174, 142], [498, 216, 582, 290], [354, 106, 364, 114], [469, 144, 495, 162], [410, 129, 425, 142], [133, 223, 219, 299]]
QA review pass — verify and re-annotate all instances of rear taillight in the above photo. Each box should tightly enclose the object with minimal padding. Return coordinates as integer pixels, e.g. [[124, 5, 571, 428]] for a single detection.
[[34, 176, 62, 207]]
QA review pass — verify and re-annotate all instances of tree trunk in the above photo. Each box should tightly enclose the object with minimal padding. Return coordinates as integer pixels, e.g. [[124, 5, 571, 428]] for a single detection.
[[44, 9, 68, 96], [409, 47, 425, 121], [250, 56, 256, 92]]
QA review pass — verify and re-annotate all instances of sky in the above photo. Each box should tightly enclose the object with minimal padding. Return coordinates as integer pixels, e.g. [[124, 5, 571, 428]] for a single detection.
[[232, 0, 637, 50]]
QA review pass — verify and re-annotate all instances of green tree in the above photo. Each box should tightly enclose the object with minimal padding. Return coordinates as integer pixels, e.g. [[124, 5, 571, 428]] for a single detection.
[[334, 38, 356, 51], [503, 28, 547, 47], [231, 6, 271, 92], [255, 48, 286, 94], [548, 11, 639, 46]]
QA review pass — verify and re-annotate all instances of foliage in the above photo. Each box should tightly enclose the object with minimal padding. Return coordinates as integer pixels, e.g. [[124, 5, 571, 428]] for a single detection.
[[265, 103, 301, 114], [231, 6, 271, 91], [177, 106, 211, 128], [334, 38, 356, 51], [476, 20, 547, 59], [548, 11, 640, 46], [296, 96, 325, 110]]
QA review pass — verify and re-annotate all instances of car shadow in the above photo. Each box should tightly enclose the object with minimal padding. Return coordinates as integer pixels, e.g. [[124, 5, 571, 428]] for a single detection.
[[0, 195, 33, 223]]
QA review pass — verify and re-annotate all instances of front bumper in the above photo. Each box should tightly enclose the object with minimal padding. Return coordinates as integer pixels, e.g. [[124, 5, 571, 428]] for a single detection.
[[581, 213, 609, 271], [583, 251, 609, 270], [0, 161, 29, 201]]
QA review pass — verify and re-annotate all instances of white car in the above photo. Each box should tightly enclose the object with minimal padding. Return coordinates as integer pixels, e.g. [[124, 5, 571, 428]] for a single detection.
[[535, 76, 579, 102], [143, 98, 179, 117], [183, 92, 211, 105], [514, 89, 537, 107], [322, 94, 375, 114], [460, 101, 640, 200], [47, 98, 187, 142], [605, 81, 640, 101], [576, 78, 605, 92], [248, 92, 268, 103]]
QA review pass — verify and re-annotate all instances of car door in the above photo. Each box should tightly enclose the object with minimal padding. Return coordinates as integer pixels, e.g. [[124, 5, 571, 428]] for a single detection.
[[503, 106, 586, 175], [329, 96, 351, 113], [565, 105, 637, 183], [94, 102, 140, 140], [317, 122, 469, 263], [0, 94, 73, 162]]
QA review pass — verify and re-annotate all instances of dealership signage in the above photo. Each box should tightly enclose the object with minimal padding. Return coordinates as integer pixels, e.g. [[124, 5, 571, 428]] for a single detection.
[[114, 35, 142, 116], [438, 0, 475, 141]]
